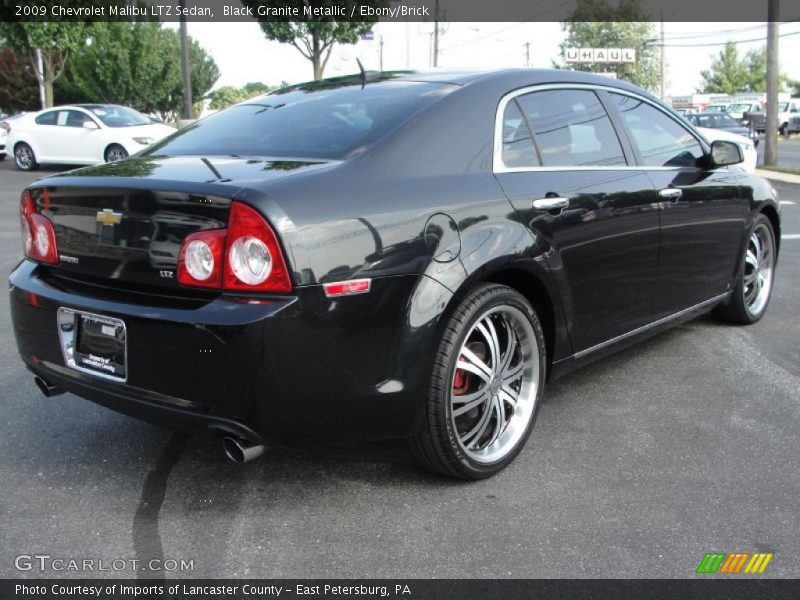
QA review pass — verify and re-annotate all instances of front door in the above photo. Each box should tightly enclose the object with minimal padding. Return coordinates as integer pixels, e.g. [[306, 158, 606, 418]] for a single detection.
[[606, 92, 747, 318], [494, 87, 660, 352]]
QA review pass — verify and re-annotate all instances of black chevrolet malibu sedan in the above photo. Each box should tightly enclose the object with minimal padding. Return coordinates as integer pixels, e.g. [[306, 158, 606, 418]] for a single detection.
[[10, 69, 780, 479]]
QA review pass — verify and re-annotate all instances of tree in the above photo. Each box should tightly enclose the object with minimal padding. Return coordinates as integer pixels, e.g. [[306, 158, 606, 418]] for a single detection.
[[0, 45, 39, 113], [558, 0, 660, 91], [0, 18, 87, 107], [59, 22, 219, 120], [698, 43, 752, 94], [699, 43, 785, 94], [241, 0, 382, 80]]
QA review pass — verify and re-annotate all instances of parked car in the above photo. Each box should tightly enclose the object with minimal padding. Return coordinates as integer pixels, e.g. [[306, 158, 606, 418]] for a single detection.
[[696, 127, 757, 173], [726, 101, 762, 122], [776, 100, 800, 135], [10, 70, 781, 479], [7, 104, 175, 171], [0, 112, 27, 160], [684, 111, 753, 136]]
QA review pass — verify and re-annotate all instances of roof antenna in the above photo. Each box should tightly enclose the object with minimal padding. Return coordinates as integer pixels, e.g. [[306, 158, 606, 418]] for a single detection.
[[356, 57, 366, 88]]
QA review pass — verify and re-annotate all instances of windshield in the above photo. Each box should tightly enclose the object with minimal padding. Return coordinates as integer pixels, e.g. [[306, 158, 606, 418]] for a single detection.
[[85, 106, 151, 127], [727, 103, 754, 113], [145, 80, 454, 160], [778, 102, 788, 112], [705, 105, 727, 112]]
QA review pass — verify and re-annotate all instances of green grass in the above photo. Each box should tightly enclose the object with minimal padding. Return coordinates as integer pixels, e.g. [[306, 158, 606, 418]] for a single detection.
[[759, 165, 800, 176]]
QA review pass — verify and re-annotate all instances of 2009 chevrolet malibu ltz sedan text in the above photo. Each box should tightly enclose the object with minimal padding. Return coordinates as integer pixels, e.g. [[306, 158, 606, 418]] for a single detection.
[[9, 69, 780, 479]]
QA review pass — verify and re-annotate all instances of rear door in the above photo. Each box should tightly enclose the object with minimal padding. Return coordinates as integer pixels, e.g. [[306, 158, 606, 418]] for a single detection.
[[494, 86, 660, 353], [606, 92, 746, 319]]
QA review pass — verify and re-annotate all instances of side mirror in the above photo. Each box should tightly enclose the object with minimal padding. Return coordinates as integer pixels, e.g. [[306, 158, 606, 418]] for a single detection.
[[83, 120, 99, 130], [710, 140, 743, 167]]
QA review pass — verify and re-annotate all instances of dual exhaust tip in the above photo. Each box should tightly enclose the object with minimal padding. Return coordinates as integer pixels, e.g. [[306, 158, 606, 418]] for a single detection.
[[33, 376, 265, 464]]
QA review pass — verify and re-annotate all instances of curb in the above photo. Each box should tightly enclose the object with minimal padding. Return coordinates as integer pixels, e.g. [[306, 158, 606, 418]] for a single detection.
[[755, 169, 800, 185]]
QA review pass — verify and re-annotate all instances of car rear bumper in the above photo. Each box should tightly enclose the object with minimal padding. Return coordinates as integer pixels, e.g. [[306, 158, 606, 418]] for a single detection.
[[9, 260, 433, 446]]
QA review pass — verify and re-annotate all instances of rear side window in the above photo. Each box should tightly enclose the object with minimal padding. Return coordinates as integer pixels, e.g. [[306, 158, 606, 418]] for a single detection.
[[515, 89, 626, 167], [35, 111, 58, 126], [611, 93, 703, 167], [501, 100, 539, 168], [146, 80, 454, 160]]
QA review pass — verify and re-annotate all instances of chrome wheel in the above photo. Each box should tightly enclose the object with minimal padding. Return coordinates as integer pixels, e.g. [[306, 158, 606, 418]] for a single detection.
[[450, 305, 540, 464], [743, 222, 775, 317], [105, 146, 128, 162], [15, 144, 34, 170]]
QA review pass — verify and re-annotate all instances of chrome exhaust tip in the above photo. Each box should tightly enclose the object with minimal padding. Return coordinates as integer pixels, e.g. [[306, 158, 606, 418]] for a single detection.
[[34, 375, 64, 398], [222, 436, 265, 464]]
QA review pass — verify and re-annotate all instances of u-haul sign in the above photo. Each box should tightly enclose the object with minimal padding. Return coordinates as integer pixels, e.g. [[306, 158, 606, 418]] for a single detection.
[[564, 48, 636, 64]]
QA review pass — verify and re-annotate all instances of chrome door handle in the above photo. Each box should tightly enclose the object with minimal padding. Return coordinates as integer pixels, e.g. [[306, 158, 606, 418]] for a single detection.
[[658, 188, 683, 201], [532, 197, 570, 210]]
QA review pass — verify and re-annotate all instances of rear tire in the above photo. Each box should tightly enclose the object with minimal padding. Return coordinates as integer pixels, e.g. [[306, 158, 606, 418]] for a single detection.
[[715, 214, 776, 325], [409, 284, 546, 480], [14, 142, 37, 171]]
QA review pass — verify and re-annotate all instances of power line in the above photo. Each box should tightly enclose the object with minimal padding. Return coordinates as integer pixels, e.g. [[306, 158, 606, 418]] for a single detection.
[[656, 29, 800, 47]]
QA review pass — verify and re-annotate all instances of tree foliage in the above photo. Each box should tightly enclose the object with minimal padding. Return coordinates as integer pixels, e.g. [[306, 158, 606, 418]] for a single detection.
[[559, 0, 660, 92], [241, 0, 382, 80], [0, 16, 88, 107], [208, 82, 279, 110], [698, 44, 783, 94], [59, 22, 219, 120], [0, 45, 40, 113]]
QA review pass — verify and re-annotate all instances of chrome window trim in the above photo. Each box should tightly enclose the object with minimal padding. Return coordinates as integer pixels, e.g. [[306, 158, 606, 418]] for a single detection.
[[493, 83, 708, 174]]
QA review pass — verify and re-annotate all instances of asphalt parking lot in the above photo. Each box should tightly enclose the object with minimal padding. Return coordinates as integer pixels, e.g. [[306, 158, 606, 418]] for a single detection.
[[0, 158, 798, 579]]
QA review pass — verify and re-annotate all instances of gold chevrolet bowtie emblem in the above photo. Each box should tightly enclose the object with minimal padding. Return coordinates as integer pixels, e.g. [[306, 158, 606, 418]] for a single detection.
[[96, 209, 123, 226]]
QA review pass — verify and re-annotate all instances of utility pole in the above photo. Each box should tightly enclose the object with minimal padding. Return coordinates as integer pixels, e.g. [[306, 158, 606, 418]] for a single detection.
[[379, 36, 384, 72], [35, 49, 45, 109], [660, 18, 666, 100], [764, 0, 780, 167], [179, 0, 193, 120], [432, 0, 440, 67], [524, 42, 531, 67]]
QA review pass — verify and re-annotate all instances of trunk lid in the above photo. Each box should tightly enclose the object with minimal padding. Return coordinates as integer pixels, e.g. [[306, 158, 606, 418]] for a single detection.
[[31, 155, 332, 292]]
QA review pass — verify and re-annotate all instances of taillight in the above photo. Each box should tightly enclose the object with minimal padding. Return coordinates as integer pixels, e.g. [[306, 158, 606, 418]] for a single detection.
[[19, 190, 59, 265], [177, 201, 292, 293], [177, 229, 225, 288]]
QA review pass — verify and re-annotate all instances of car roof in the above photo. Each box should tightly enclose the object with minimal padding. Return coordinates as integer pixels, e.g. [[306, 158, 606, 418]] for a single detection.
[[268, 68, 659, 104]]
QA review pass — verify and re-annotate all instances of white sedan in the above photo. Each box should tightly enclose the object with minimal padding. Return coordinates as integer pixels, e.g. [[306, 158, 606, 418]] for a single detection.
[[7, 104, 175, 171], [697, 126, 758, 173]]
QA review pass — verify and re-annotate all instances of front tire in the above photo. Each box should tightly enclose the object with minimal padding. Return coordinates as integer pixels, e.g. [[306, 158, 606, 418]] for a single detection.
[[105, 144, 128, 163], [14, 142, 37, 171], [779, 122, 789, 136], [409, 284, 546, 480], [716, 214, 776, 324]]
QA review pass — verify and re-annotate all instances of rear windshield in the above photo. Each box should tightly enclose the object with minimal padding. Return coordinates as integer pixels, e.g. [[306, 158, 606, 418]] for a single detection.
[[146, 80, 453, 160]]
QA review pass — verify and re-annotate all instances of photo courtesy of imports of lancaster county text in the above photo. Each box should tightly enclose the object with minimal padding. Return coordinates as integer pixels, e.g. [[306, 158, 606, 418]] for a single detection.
[[1, 0, 800, 597]]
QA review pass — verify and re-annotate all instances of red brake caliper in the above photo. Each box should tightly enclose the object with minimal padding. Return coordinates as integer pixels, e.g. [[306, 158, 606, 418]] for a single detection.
[[453, 357, 469, 395]]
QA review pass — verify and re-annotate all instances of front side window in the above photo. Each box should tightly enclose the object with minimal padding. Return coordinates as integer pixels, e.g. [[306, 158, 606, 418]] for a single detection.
[[515, 89, 626, 167], [611, 93, 703, 167], [65, 111, 92, 128]]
